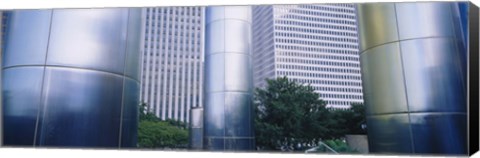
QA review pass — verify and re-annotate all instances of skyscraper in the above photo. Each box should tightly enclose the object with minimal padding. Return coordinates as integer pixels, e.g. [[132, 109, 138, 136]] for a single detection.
[[252, 4, 363, 109], [140, 7, 205, 123]]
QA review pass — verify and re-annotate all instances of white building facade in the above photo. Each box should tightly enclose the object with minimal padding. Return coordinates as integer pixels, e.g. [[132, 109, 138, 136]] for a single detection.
[[140, 7, 205, 123], [253, 4, 363, 109]]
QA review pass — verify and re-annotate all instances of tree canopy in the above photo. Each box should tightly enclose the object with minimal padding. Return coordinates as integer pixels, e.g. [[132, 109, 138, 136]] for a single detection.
[[137, 102, 189, 149], [254, 76, 366, 151]]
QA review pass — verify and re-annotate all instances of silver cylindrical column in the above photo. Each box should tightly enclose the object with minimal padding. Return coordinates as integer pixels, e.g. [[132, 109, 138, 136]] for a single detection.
[[189, 107, 203, 150], [357, 2, 467, 154], [0, 10, 3, 146], [204, 6, 255, 151], [2, 9, 141, 147]]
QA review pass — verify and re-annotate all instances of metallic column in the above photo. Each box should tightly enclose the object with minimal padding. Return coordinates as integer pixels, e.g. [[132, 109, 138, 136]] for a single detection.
[[357, 2, 467, 154], [189, 107, 203, 150], [0, 10, 3, 146], [2, 9, 141, 147], [204, 6, 255, 151]]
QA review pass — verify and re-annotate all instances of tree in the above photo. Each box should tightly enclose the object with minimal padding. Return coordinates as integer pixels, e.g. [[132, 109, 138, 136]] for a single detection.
[[138, 120, 188, 148], [254, 77, 368, 151], [254, 76, 330, 150], [344, 103, 367, 135], [139, 102, 159, 122], [137, 102, 189, 149], [329, 103, 367, 136]]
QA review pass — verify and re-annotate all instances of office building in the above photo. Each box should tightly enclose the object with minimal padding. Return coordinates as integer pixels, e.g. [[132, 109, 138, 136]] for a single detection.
[[140, 7, 205, 123], [252, 4, 363, 108]]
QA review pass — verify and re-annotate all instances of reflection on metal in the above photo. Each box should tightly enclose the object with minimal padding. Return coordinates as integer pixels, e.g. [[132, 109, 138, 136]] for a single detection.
[[189, 107, 203, 150], [357, 2, 467, 154], [2, 9, 141, 147], [204, 6, 255, 151], [0, 11, 3, 146]]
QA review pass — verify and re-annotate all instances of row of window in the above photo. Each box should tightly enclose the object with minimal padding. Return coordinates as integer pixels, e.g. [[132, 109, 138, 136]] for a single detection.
[[146, 21, 201, 29], [280, 56, 360, 68], [145, 27, 201, 36], [144, 42, 201, 52], [144, 52, 201, 58], [146, 17, 201, 25], [278, 66, 361, 79], [143, 63, 201, 72], [313, 85, 362, 93], [275, 31, 358, 43], [144, 83, 201, 93], [276, 38, 358, 49], [143, 85, 202, 102], [280, 74, 362, 87], [146, 7, 202, 16], [145, 36, 201, 45], [145, 83, 202, 95], [325, 100, 360, 106], [275, 25, 357, 37], [276, 19, 356, 33], [275, 45, 358, 55], [141, 96, 200, 122], [280, 14, 356, 28], [320, 3, 355, 8], [278, 69, 361, 81], [277, 58, 360, 71], [306, 5, 356, 14], [143, 73, 202, 84], [320, 92, 362, 100], [277, 51, 359, 62], [277, 57, 360, 68], [284, 7, 356, 20], [144, 59, 200, 67]]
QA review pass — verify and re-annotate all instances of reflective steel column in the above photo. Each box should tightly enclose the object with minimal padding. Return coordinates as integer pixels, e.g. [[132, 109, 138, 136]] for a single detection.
[[204, 6, 255, 151], [189, 107, 203, 150], [357, 2, 467, 154], [0, 10, 3, 146], [2, 8, 141, 147]]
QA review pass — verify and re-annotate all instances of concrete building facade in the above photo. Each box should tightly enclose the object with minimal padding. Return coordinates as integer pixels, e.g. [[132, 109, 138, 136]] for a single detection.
[[252, 4, 363, 109], [140, 7, 205, 123]]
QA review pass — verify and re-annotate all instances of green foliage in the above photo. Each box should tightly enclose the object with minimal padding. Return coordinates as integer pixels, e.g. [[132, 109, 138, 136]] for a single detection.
[[326, 103, 367, 138], [138, 120, 188, 148], [137, 102, 189, 149], [254, 76, 330, 150], [254, 77, 367, 151], [139, 102, 159, 122]]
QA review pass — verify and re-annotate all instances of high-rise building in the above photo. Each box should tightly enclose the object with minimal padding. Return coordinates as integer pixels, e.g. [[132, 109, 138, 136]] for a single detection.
[[252, 4, 363, 109], [140, 7, 205, 123]]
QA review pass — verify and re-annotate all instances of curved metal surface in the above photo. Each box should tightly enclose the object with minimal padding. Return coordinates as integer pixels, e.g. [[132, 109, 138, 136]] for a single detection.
[[400, 38, 466, 113], [204, 6, 254, 151], [3, 10, 52, 67], [46, 9, 128, 75], [356, 3, 398, 52], [395, 3, 455, 40], [3, 67, 44, 145], [357, 2, 467, 155], [360, 43, 408, 115], [2, 8, 141, 148], [37, 67, 124, 147]]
